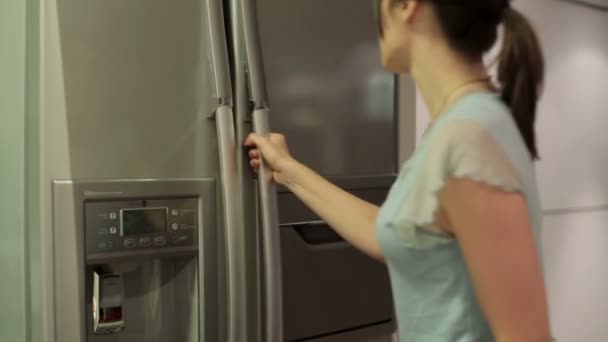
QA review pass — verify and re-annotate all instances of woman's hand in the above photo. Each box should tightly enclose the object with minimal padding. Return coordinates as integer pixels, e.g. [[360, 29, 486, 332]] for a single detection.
[[244, 133, 295, 185]]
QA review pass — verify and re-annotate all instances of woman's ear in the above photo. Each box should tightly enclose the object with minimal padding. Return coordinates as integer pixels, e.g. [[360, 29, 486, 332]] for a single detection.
[[399, 0, 421, 24]]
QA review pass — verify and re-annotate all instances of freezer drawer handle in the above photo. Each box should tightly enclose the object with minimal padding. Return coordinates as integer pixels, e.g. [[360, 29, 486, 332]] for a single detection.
[[288, 222, 346, 245]]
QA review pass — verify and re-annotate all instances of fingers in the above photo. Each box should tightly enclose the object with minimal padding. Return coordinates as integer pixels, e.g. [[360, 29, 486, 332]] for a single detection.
[[244, 133, 264, 147], [247, 143, 261, 172], [248, 149, 260, 159], [245, 132, 285, 148]]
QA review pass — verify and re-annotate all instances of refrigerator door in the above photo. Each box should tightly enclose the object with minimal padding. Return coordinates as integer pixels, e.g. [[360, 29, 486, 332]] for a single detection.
[[47, 0, 219, 180], [41, 0, 245, 341], [250, 1, 398, 340], [257, 0, 397, 177], [238, 1, 398, 341]]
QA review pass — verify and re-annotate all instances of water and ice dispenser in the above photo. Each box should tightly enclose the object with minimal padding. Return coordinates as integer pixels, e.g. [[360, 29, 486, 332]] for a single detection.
[[85, 197, 200, 339], [48, 180, 218, 342]]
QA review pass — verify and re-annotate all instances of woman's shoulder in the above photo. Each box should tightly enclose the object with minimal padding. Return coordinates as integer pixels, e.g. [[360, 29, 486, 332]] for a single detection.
[[423, 92, 526, 160], [410, 92, 536, 198], [448, 91, 520, 137]]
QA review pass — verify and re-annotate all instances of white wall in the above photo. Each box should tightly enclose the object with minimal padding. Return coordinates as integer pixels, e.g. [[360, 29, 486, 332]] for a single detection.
[[514, 1, 608, 341], [542, 211, 608, 342], [518, 0, 608, 211]]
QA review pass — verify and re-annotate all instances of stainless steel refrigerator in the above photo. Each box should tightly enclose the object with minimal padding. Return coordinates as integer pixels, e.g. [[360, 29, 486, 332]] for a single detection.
[[37, 0, 404, 341]]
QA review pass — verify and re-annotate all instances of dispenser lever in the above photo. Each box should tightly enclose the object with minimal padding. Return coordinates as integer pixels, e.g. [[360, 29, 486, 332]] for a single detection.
[[93, 271, 125, 334]]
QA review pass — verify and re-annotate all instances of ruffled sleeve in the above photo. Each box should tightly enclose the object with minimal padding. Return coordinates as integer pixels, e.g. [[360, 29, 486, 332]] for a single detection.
[[390, 120, 523, 248]]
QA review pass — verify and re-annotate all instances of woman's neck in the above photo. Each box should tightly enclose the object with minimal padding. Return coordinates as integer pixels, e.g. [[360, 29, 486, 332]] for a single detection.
[[411, 43, 491, 120]]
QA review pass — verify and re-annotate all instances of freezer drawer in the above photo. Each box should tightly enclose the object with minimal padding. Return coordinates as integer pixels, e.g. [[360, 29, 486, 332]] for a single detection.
[[278, 176, 395, 341], [281, 224, 393, 341], [302, 321, 395, 342]]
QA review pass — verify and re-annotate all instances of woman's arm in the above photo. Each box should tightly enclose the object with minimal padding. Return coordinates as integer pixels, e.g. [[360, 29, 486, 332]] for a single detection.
[[439, 178, 551, 342], [282, 160, 384, 261], [245, 133, 385, 261]]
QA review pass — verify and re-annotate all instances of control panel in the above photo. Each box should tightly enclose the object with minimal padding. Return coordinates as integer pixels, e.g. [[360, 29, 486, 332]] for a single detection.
[[85, 197, 198, 256]]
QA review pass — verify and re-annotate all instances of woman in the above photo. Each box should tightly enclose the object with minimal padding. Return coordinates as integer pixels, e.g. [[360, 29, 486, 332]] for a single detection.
[[245, 0, 551, 341]]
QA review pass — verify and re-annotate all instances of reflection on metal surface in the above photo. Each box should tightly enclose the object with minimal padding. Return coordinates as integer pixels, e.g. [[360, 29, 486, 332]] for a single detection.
[[258, 0, 396, 176]]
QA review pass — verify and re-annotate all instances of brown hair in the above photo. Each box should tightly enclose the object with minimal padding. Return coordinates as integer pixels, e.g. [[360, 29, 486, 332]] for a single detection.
[[378, 0, 545, 159]]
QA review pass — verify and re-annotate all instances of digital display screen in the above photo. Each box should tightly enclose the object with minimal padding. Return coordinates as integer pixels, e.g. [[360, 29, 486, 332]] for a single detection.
[[121, 208, 167, 236]]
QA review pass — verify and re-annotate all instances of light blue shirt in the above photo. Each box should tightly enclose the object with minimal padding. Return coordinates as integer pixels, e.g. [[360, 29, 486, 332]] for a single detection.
[[377, 91, 543, 341]]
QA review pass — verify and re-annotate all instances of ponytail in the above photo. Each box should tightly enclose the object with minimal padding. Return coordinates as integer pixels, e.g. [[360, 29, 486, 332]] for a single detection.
[[498, 8, 545, 159], [378, 1, 545, 159]]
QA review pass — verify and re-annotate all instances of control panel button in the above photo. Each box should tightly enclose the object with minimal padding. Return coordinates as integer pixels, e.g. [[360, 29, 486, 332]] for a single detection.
[[171, 223, 179, 231], [97, 240, 114, 250], [124, 239, 136, 248], [109, 212, 117, 220], [171, 209, 179, 216], [109, 226, 117, 235], [172, 235, 190, 244], [154, 236, 166, 246], [139, 238, 151, 247]]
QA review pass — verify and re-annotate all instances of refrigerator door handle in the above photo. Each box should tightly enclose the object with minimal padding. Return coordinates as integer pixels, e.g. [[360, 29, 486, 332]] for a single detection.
[[206, 0, 246, 340], [241, 0, 268, 108], [251, 107, 283, 342], [241, 0, 283, 339], [206, 0, 233, 104], [215, 105, 246, 342]]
